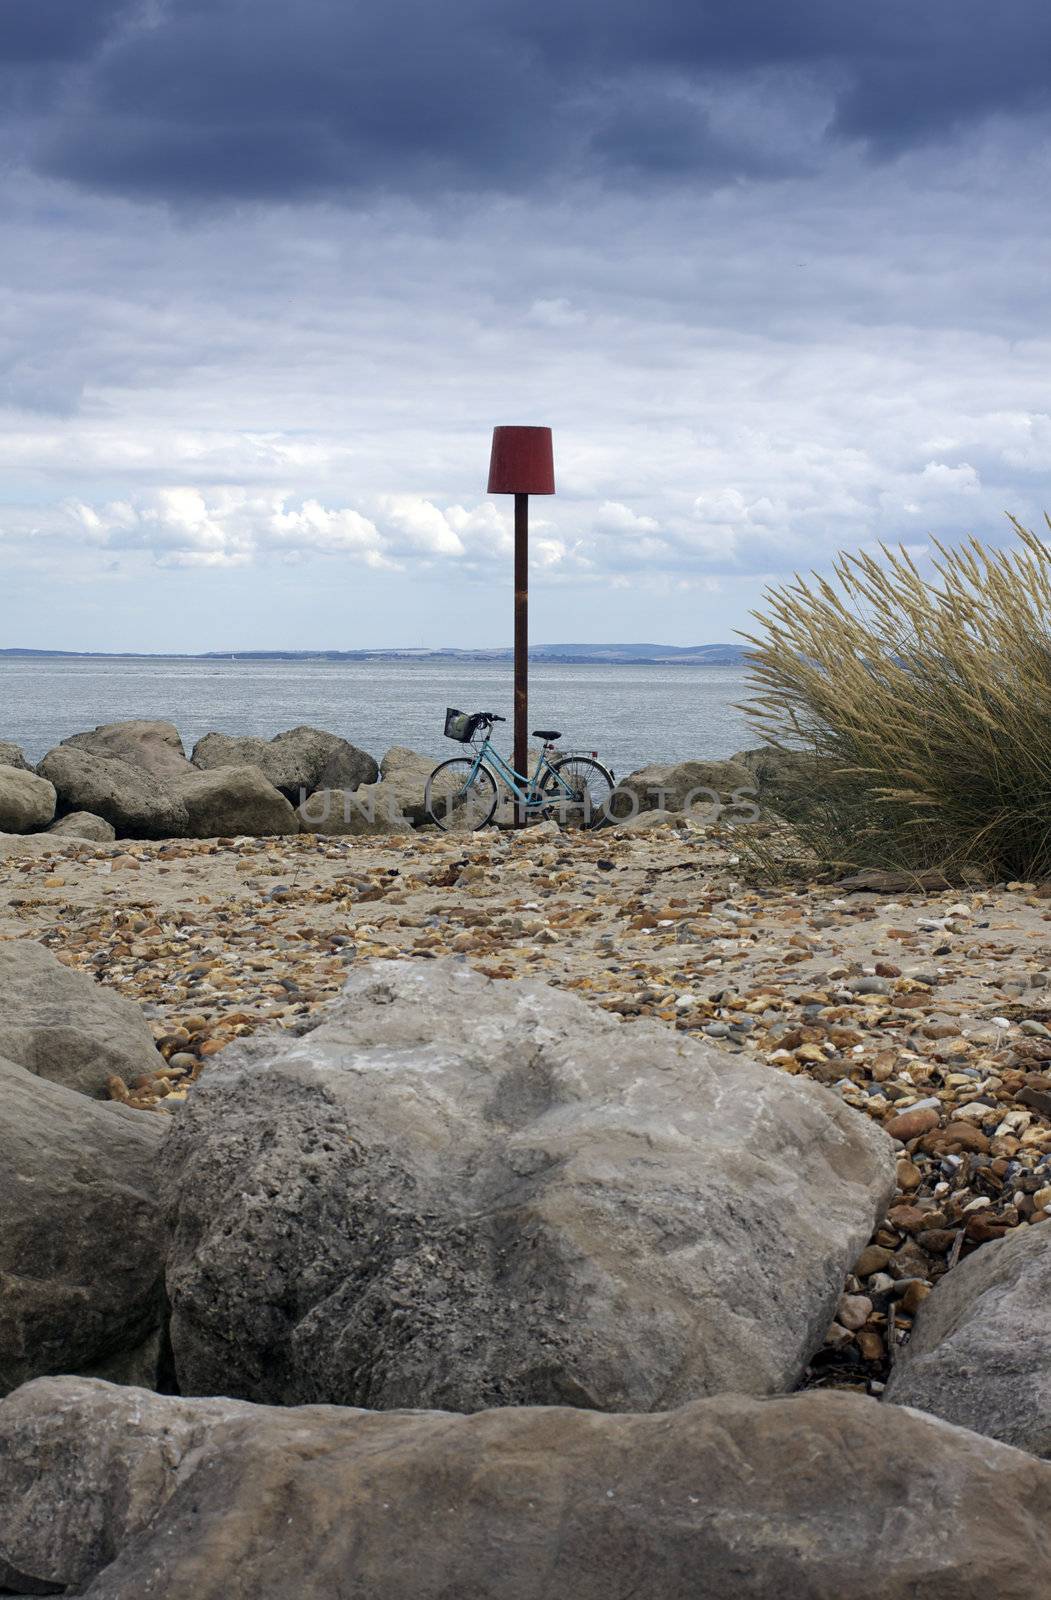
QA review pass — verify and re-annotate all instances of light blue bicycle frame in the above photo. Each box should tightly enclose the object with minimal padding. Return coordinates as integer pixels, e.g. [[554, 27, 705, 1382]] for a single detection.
[[466, 737, 580, 810]]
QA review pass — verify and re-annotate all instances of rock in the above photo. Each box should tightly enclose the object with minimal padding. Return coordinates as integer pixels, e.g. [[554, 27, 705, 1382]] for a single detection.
[[297, 787, 408, 835], [854, 1244, 893, 1276], [2, 1381, 1050, 1600], [884, 1107, 941, 1141], [170, 765, 299, 839], [846, 975, 891, 995], [897, 1279, 931, 1315], [192, 727, 374, 802], [63, 719, 193, 782], [0, 740, 30, 770], [618, 808, 687, 832], [37, 746, 189, 839], [372, 745, 438, 825], [927, 1121, 990, 1155], [313, 742, 380, 794], [0, 831, 88, 858], [857, 1329, 885, 1362], [731, 746, 838, 822], [0, 940, 166, 1097], [836, 1293, 873, 1331], [610, 758, 754, 820], [0, 765, 56, 831], [348, 777, 427, 832], [162, 958, 895, 1411], [0, 1057, 167, 1396], [887, 1203, 929, 1234], [1017, 1084, 1051, 1119], [46, 810, 117, 841], [886, 1222, 1051, 1457]]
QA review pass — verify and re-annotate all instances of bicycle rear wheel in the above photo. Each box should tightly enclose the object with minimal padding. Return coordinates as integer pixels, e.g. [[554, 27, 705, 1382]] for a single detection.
[[543, 756, 616, 830], [425, 758, 498, 832]]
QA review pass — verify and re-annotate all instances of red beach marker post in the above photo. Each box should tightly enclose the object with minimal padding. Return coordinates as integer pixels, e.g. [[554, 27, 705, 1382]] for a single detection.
[[487, 426, 555, 824]]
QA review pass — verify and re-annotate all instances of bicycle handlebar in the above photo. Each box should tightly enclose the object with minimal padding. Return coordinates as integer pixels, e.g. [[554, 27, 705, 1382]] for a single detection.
[[479, 712, 505, 722]]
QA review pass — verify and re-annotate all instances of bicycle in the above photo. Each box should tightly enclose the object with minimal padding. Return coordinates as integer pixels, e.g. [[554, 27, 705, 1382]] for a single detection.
[[425, 708, 616, 832]]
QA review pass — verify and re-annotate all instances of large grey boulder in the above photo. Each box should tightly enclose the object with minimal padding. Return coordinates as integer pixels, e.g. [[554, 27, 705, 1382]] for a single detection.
[[314, 742, 380, 794], [352, 776, 423, 828], [886, 1222, 1051, 1457], [170, 765, 299, 838], [63, 719, 193, 782], [611, 757, 754, 820], [1, 1380, 1049, 1600], [731, 746, 839, 822], [356, 745, 435, 826], [0, 939, 166, 1097], [191, 726, 376, 801], [162, 959, 895, 1411], [38, 746, 189, 839], [0, 740, 30, 771], [47, 809, 117, 842], [297, 786, 408, 835], [0, 764, 56, 831], [0, 1059, 167, 1397]]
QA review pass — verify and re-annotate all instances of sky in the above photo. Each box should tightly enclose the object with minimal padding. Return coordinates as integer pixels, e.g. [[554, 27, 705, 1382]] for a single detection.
[[1, 0, 1050, 652]]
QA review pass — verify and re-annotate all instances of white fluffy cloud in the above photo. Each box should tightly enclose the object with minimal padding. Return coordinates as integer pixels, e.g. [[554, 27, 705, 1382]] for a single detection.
[[59, 490, 502, 571]]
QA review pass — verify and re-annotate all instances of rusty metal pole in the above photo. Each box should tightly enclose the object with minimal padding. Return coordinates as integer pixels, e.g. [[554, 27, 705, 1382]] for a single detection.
[[514, 491, 529, 824], [486, 425, 555, 829]]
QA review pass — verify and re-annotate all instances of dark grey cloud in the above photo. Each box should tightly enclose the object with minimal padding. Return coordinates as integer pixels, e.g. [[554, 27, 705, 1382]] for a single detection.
[[0, 0, 136, 61], [6, 1, 1051, 201]]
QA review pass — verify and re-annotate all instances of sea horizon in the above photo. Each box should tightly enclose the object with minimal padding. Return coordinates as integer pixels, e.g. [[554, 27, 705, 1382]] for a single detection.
[[0, 642, 749, 665], [0, 654, 755, 774]]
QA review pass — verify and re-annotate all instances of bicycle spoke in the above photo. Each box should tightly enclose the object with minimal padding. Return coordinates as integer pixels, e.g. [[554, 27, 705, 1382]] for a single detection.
[[425, 759, 498, 832], [544, 758, 615, 830]]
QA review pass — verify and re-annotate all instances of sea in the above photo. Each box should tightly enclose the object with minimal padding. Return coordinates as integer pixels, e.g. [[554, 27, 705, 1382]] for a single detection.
[[0, 657, 756, 776]]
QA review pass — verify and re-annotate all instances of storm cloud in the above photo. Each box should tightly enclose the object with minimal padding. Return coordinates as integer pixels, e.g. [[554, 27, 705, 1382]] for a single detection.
[[1, 2, 1050, 651], [14, 0, 1051, 201]]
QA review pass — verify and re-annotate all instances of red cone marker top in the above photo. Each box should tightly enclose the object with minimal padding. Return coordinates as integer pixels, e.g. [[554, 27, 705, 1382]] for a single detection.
[[487, 426, 555, 495]]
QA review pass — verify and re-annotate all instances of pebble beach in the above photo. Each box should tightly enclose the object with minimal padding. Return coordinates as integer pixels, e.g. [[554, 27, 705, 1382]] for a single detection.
[[4, 814, 1050, 1394]]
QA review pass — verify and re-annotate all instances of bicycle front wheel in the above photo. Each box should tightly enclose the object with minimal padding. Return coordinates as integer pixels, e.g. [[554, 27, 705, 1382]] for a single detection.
[[543, 757, 616, 830], [425, 758, 498, 832]]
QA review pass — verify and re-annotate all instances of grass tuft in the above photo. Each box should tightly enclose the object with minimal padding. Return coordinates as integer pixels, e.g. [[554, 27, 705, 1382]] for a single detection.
[[739, 518, 1051, 882]]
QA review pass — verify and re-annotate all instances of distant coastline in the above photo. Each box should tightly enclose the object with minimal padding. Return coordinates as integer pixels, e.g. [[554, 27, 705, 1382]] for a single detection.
[[0, 643, 748, 667]]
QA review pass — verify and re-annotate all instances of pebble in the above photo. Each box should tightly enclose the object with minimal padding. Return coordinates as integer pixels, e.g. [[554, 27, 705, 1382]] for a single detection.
[[846, 976, 892, 995], [897, 1280, 932, 1314], [855, 1328, 885, 1362], [884, 1107, 940, 1142], [837, 1293, 874, 1331], [886, 1203, 932, 1234], [854, 1245, 892, 1277]]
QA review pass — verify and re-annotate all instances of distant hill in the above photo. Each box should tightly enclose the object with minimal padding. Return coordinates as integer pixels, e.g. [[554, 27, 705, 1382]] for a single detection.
[[0, 643, 749, 665], [529, 643, 747, 664]]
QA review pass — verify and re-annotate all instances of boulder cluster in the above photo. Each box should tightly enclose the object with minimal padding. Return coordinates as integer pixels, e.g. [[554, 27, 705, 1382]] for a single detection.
[[0, 719, 388, 841], [0, 921, 1048, 1597], [0, 717, 804, 841]]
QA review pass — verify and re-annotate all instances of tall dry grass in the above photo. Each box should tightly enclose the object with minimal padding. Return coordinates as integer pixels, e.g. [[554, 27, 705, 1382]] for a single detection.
[[740, 519, 1051, 881]]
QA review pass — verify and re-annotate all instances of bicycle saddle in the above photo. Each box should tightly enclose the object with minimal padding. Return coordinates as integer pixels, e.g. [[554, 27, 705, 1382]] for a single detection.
[[533, 729, 561, 741]]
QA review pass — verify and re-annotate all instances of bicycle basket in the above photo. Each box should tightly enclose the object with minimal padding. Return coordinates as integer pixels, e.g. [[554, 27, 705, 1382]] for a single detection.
[[444, 707, 482, 743]]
